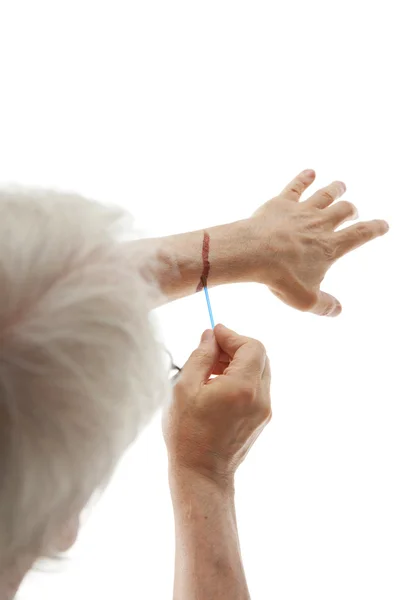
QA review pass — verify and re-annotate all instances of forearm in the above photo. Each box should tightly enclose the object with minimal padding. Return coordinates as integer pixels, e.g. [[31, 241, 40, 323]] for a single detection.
[[169, 466, 251, 600], [129, 219, 263, 305]]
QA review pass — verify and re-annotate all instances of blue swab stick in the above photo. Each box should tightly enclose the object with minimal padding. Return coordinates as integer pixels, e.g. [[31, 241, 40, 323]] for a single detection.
[[203, 286, 215, 329]]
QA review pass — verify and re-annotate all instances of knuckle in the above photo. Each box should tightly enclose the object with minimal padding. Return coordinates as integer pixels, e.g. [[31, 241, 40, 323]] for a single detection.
[[227, 332, 241, 346], [289, 184, 301, 195], [239, 384, 257, 402], [173, 378, 190, 400], [262, 405, 272, 423], [340, 201, 357, 217], [308, 218, 325, 231], [324, 247, 336, 261], [297, 290, 318, 311], [190, 347, 208, 362], [354, 222, 371, 239], [333, 238, 346, 257], [303, 209, 324, 230], [340, 200, 353, 212], [322, 239, 336, 261], [321, 189, 335, 202], [250, 339, 266, 355]]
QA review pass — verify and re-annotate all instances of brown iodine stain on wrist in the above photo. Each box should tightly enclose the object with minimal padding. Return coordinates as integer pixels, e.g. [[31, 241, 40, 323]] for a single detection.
[[196, 231, 210, 292]]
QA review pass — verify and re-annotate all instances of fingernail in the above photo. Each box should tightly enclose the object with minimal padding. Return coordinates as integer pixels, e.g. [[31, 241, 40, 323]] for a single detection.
[[338, 181, 346, 193], [381, 220, 390, 233], [328, 303, 342, 317], [201, 329, 214, 343], [304, 169, 315, 178]]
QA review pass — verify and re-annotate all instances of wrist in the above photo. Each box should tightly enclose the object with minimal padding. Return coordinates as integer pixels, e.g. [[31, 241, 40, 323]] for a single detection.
[[212, 217, 278, 287], [156, 218, 268, 297], [168, 462, 235, 501], [206, 219, 258, 286]]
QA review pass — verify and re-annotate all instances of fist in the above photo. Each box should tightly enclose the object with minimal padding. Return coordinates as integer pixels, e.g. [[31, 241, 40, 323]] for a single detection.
[[163, 324, 271, 483]]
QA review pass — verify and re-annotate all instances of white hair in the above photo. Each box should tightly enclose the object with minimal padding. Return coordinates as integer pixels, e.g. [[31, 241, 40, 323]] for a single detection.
[[0, 186, 169, 572]]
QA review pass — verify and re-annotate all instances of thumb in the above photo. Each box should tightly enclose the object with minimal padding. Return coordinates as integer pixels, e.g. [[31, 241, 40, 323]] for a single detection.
[[311, 291, 342, 317], [213, 324, 247, 357], [180, 329, 219, 387]]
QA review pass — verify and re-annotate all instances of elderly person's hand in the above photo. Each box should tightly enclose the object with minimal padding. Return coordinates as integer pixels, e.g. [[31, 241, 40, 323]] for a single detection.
[[164, 324, 270, 599], [163, 324, 271, 482], [248, 169, 389, 316]]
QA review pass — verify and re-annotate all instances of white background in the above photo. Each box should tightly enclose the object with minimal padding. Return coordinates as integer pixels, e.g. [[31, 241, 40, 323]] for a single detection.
[[1, 1, 399, 598]]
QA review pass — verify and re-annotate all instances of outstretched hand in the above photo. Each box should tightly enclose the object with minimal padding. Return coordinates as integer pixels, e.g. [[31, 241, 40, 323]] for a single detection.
[[249, 169, 389, 316]]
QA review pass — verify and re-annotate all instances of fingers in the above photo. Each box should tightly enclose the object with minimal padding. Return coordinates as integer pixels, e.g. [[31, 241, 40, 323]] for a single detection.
[[179, 329, 220, 388], [210, 351, 232, 375], [279, 169, 316, 202], [333, 219, 389, 258], [213, 324, 255, 358], [304, 181, 346, 209], [323, 200, 358, 229], [211, 361, 230, 375], [219, 351, 230, 364], [310, 291, 342, 317], [214, 324, 266, 378]]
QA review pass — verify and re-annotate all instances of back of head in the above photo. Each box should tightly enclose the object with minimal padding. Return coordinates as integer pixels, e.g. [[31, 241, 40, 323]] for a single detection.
[[0, 187, 167, 572]]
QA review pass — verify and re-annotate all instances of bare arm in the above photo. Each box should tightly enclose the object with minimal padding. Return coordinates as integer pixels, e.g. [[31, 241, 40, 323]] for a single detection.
[[131, 170, 388, 315], [169, 467, 250, 600], [164, 325, 271, 600], [134, 219, 252, 304]]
